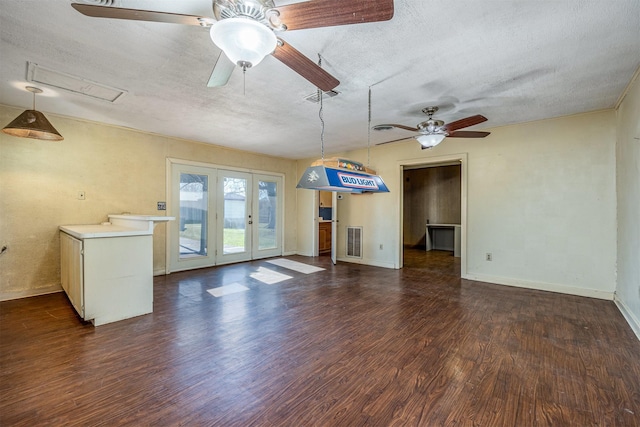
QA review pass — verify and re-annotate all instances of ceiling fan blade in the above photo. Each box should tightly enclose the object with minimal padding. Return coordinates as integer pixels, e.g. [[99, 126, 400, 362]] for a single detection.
[[373, 124, 419, 132], [442, 115, 488, 132], [447, 131, 491, 138], [376, 136, 415, 146], [207, 52, 235, 87], [275, 0, 394, 31], [70, 3, 214, 26], [271, 39, 339, 91]]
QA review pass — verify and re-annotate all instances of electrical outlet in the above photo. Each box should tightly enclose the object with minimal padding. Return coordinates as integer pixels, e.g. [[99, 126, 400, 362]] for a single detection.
[[486, 253, 492, 261], [77, 191, 85, 200]]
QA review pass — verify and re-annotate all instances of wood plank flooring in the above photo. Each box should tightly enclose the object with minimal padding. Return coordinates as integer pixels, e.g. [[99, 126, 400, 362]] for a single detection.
[[1, 250, 639, 426]]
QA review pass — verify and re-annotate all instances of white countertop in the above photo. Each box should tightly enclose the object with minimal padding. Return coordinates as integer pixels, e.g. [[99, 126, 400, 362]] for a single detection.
[[108, 214, 174, 222], [61, 214, 174, 239], [60, 223, 153, 239], [427, 223, 461, 227]]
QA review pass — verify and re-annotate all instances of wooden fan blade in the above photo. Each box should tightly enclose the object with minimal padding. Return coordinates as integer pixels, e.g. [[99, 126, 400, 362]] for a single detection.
[[447, 131, 491, 138], [271, 39, 340, 91], [71, 3, 214, 26], [275, 0, 394, 31], [207, 52, 235, 87], [376, 136, 415, 146], [373, 124, 419, 132], [442, 114, 488, 132]]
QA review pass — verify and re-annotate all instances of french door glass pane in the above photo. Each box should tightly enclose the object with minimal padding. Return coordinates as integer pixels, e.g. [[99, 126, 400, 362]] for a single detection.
[[223, 176, 247, 254], [258, 180, 277, 250], [179, 173, 208, 259]]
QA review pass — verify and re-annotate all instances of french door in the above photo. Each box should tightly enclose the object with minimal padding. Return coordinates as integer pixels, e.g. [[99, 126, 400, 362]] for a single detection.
[[217, 170, 252, 265], [170, 164, 217, 272], [169, 162, 282, 272]]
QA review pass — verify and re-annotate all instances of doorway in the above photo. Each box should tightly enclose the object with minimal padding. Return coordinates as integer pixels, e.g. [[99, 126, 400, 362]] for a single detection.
[[318, 191, 332, 255], [168, 161, 283, 273], [398, 154, 467, 277]]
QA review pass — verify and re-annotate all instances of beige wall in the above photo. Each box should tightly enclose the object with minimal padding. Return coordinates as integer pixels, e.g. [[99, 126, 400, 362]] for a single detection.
[[0, 105, 298, 299], [297, 109, 618, 298], [615, 71, 640, 338]]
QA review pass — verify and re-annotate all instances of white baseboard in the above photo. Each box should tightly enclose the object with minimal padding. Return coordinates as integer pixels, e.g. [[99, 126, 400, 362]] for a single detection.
[[614, 296, 640, 341], [282, 250, 297, 256], [336, 256, 397, 269], [465, 273, 615, 300], [294, 250, 315, 257], [0, 285, 63, 301], [153, 269, 167, 276]]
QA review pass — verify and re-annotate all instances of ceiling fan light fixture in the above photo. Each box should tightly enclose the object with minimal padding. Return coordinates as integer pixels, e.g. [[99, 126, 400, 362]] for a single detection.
[[210, 17, 277, 68], [415, 133, 445, 149]]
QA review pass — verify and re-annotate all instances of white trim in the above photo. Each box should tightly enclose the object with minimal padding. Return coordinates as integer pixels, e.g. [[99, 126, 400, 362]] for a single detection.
[[465, 273, 615, 300], [166, 157, 285, 178], [614, 296, 640, 341], [396, 153, 468, 278], [1, 285, 63, 301], [165, 158, 286, 273], [615, 65, 640, 109], [337, 256, 397, 269]]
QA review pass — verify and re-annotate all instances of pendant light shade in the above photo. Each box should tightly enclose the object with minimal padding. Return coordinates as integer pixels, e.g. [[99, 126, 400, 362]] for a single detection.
[[2, 87, 63, 141], [210, 18, 277, 69]]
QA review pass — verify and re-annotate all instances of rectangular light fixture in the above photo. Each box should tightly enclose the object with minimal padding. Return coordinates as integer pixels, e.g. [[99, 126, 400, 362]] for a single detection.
[[296, 158, 390, 194], [27, 62, 127, 103]]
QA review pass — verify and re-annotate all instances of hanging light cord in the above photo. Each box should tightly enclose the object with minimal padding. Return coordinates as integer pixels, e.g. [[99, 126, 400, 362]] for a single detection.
[[367, 86, 372, 167], [318, 54, 325, 160]]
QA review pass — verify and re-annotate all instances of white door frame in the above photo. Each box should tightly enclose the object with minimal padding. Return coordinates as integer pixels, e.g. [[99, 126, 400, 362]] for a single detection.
[[396, 153, 468, 278], [330, 191, 338, 264], [217, 169, 253, 265], [166, 158, 285, 273], [168, 163, 218, 272], [252, 173, 284, 260]]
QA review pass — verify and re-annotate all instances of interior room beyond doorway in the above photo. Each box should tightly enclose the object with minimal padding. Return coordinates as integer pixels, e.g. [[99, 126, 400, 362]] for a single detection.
[[403, 163, 462, 270]]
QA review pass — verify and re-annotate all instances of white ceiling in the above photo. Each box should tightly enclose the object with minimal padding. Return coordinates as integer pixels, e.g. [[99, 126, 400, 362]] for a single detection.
[[1, 0, 639, 159]]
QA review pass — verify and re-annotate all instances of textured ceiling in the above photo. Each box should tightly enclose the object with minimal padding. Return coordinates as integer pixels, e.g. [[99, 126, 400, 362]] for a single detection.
[[1, 0, 639, 159]]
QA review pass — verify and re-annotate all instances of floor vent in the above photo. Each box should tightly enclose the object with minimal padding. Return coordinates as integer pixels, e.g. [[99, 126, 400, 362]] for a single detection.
[[346, 226, 363, 258]]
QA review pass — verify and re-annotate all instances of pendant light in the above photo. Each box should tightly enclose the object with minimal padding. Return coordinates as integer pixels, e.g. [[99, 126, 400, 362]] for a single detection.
[[296, 59, 389, 194], [2, 86, 63, 141]]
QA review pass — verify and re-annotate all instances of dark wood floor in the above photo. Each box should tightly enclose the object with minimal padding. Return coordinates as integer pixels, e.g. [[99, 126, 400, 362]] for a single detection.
[[1, 250, 639, 426]]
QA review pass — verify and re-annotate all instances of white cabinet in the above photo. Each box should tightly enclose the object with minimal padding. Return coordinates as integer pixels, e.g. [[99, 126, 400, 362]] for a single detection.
[[60, 232, 83, 316], [59, 215, 172, 326], [60, 231, 153, 326]]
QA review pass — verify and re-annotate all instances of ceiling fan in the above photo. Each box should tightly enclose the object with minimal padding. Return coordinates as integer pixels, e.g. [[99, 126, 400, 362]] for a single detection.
[[374, 106, 490, 149], [70, 0, 395, 91]]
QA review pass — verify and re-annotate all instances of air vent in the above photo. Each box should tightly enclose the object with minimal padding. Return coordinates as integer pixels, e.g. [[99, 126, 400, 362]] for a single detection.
[[304, 90, 340, 103], [78, 0, 115, 5], [346, 226, 363, 258], [27, 62, 127, 103]]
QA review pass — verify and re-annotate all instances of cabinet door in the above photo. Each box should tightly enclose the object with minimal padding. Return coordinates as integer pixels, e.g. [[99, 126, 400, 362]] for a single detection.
[[319, 226, 328, 252], [60, 232, 84, 317]]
